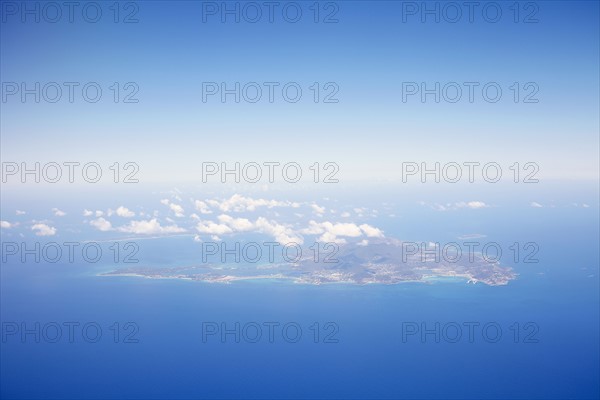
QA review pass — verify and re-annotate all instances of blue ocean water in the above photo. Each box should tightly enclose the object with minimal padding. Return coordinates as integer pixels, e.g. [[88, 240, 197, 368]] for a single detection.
[[1, 207, 598, 399]]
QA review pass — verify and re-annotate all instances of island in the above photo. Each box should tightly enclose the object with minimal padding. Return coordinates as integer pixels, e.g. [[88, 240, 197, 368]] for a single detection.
[[100, 238, 517, 286]]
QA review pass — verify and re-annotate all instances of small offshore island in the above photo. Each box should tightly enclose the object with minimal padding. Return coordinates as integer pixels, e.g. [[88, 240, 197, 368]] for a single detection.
[[101, 238, 517, 286]]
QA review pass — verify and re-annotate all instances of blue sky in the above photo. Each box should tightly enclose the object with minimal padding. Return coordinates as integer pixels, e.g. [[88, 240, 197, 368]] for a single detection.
[[1, 1, 598, 183]]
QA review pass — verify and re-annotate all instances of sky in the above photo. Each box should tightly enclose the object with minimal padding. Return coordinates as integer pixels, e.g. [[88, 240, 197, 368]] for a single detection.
[[1, 0, 599, 184]]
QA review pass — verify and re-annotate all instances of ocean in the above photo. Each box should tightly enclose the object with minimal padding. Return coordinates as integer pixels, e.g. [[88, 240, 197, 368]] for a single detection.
[[2, 202, 598, 399]]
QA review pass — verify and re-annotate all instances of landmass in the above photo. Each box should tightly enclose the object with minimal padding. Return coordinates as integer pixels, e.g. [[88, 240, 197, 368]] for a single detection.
[[100, 238, 517, 286]]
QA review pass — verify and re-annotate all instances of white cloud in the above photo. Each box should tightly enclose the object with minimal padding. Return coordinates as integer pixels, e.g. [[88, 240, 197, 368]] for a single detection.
[[1, 221, 12, 229], [217, 214, 254, 231], [215, 194, 298, 212], [301, 221, 324, 235], [119, 218, 186, 235], [301, 221, 383, 243], [32, 223, 56, 236], [194, 200, 213, 214], [90, 217, 113, 232], [340, 212, 351, 218], [160, 199, 184, 217], [302, 221, 360, 237], [353, 207, 366, 216], [254, 217, 302, 244], [196, 214, 302, 244], [424, 201, 489, 211], [95, 210, 104, 217], [16, 210, 26, 215], [457, 234, 487, 240], [191, 203, 385, 246], [206, 199, 220, 208], [169, 203, 185, 217], [468, 201, 487, 209], [530, 202, 543, 208], [311, 204, 326, 215], [325, 222, 363, 237], [196, 221, 233, 235], [83, 209, 94, 217], [456, 201, 488, 209], [116, 206, 135, 218], [359, 224, 384, 238], [52, 208, 66, 217], [319, 232, 347, 244]]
